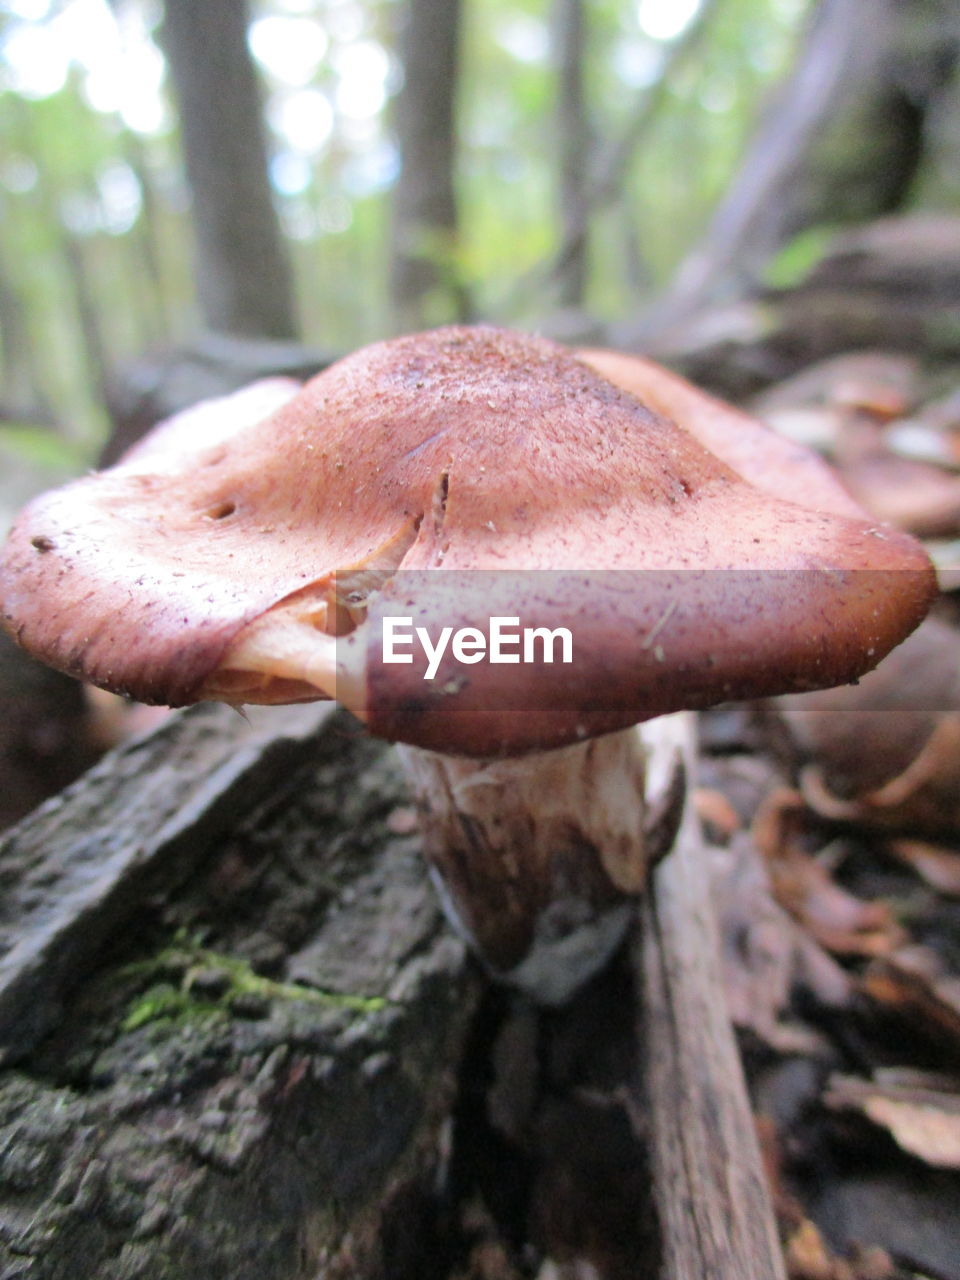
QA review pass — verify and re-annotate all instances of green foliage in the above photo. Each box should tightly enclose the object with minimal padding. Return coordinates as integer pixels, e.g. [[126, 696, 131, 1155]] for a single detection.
[[763, 224, 838, 289], [0, 425, 87, 470]]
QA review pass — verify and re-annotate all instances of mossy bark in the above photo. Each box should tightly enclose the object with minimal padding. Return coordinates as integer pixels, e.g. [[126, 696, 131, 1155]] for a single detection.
[[0, 705, 479, 1279]]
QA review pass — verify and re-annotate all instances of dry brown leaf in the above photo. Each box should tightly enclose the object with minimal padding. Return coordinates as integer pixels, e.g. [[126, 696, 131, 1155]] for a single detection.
[[712, 837, 850, 1052], [886, 837, 960, 895], [693, 786, 742, 840], [862, 949, 960, 1055], [800, 715, 960, 834], [783, 854, 900, 957], [752, 792, 904, 957], [785, 1219, 896, 1280], [752, 352, 919, 421], [765, 617, 960, 836], [837, 451, 960, 538], [825, 1073, 960, 1168], [785, 1218, 855, 1280], [846, 1245, 897, 1280], [830, 396, 960, 537], [864, 1097, 960, 1167], [751, 786, 810, 859]]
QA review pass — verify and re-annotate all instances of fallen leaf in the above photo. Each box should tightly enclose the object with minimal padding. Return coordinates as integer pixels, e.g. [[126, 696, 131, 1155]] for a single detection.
[[752, 792, 904, 957], [712, 836, 850, 1052], [797, 714, 960, 834], [765, 617, 960, 836], [825, 1073, 960, 1168], [886, 838, 960, 896], [693, 786, 741, 841], [885, 418, 960, 471], [864, 1097, 960, 1167], [836, 442, 960, 538], [862, 948, 960, 1056], [785, 1218, 855, 1280], [752, 352, 918, 420]]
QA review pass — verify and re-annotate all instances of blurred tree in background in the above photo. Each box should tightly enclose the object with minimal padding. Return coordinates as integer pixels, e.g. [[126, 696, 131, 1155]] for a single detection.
[[158, 0, 299, 339], [390, 0, 465, 328], [0, 0, 957, 457]]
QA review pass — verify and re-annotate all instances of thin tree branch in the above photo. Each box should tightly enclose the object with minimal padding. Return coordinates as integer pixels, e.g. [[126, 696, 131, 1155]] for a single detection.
[[548, 0, 724, 287]]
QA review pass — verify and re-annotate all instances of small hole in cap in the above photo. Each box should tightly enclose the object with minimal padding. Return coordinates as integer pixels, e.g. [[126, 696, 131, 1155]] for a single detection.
[[204, 501, 237, 521]]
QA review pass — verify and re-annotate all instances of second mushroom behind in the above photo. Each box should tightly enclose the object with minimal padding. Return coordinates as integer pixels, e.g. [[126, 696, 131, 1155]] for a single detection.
[[0, 327, 937, 1001]]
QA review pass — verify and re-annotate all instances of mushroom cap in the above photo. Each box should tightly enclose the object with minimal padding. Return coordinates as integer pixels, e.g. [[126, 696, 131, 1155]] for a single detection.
[[576, 347, 866, 519], [0, 326, 936, 756]]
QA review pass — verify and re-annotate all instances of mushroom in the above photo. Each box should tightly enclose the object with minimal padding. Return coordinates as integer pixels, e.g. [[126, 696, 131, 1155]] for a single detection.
[[0, 327, 936, 1002]]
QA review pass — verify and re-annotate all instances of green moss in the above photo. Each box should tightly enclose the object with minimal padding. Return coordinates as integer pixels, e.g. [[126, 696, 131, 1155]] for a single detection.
[[123, 983, 226, 1032], [121, 932, 387, 1033]]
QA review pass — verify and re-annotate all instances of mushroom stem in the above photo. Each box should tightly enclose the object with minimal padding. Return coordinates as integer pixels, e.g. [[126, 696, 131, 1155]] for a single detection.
[[397, 719, 686, 1004]]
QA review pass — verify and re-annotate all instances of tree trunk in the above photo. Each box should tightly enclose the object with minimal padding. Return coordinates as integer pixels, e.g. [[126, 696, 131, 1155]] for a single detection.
[[62, 233, 114, 413], [389, 0, 467, 331], [552, 0, 589, 309], [0, 235, 53, 425], [648, 0, 960, 339], [546, 0, 721, 301], [121, 130, 176, 348], [159, 0, 299, 341]]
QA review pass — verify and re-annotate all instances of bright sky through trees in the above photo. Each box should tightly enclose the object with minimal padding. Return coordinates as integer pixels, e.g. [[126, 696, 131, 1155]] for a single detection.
[[0, 0, 808, 442], [2, 0, 707, 140], [637, 0, 702, 41]]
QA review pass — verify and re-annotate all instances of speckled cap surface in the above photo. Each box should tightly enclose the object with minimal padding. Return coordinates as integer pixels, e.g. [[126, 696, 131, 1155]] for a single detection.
[[0, 326, 936, 755]]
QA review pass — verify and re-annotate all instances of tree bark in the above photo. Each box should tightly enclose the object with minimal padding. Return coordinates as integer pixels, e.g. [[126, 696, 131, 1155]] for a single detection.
[[635, 714, 787, 1280], [0, 704, 478, 1279], [160, 0, 299, 340], [389, 0, 467, 331]]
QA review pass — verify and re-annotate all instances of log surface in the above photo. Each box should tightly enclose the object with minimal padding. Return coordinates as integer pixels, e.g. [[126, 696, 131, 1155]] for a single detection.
[[0, 704, 478, 1280], [636, 713, 787, 1280], [0, 702, 336, 1063]]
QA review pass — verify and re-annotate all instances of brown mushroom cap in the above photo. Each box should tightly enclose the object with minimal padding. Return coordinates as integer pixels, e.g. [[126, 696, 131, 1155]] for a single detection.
[[0, 326, 936, 756], [576, 347, 866, 518]]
